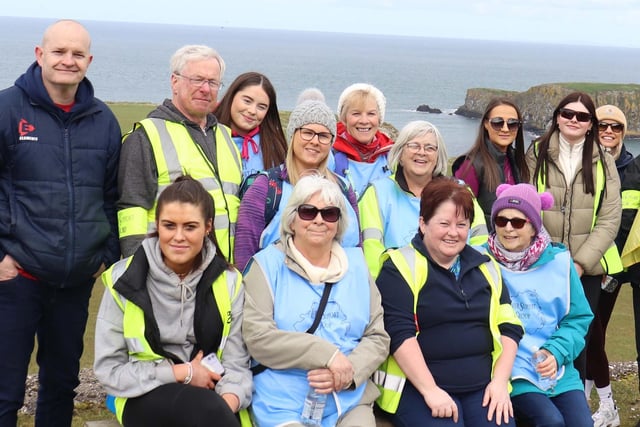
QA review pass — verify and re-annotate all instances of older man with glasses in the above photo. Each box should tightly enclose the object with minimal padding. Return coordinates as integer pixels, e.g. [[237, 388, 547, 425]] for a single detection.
[[117, 45, 242, 262]]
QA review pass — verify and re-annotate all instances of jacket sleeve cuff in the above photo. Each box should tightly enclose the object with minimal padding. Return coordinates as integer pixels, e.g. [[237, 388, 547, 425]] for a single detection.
[[156, 362, 178, 384]]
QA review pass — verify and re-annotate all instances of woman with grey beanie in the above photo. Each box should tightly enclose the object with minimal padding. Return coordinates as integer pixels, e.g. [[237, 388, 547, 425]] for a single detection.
[[233, 89, 361, 271]]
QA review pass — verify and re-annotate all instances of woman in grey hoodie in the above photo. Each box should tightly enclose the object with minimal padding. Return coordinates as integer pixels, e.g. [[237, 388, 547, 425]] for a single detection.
[[94, 176, 252, 427]]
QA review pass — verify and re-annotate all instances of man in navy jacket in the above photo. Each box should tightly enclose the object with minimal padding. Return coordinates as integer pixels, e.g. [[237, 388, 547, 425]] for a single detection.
[[0, 20, 121, 426]]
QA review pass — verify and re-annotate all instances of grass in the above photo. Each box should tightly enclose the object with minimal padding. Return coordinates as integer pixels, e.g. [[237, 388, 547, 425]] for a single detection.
[[592, 285, 640, 427], [106, 102, 156, 135], [559, 83, 640, 93], [18, 102, 640, 426]]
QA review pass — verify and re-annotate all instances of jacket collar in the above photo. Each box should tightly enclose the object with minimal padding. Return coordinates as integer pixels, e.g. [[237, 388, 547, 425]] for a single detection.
[[410, 233, 491, 276], [546, 130, 602, 164], [113, 243, 227, 362]]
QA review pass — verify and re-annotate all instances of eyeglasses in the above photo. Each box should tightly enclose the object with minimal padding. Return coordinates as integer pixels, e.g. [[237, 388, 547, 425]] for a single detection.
[[405, 142, 438, 154], [297, 204, 341, 222], [487, 117, 522, 132], [297, 127, 333, 145], [558, 108, 591, 123], [175, 73, 224, 90], [494, 216, 530, 229], [598, 122, 624, 134]]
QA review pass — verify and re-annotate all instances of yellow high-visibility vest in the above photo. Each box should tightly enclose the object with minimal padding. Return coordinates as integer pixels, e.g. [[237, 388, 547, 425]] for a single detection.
[[101, 257, 251, 426], [373, 245, 519, 413], [118, 118, 242, 261]]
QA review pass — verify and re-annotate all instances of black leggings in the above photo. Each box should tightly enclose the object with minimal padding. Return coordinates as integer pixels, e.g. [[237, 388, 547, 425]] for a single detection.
[[574, 274, 602, 382], [122, 383, 240, 427]]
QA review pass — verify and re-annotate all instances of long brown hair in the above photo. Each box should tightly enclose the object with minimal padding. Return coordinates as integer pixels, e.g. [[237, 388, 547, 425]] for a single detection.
[[460, 98, 529, 192], [531, 91, 605, 195], [214, 72, 287, 169]]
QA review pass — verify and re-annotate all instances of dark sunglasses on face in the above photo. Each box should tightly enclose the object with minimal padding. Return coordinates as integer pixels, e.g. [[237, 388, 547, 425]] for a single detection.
[[598, 122, 624, 134], [494, 216, 530, 229], [558, 108, 592, 123], [297, 204, 341, 222], [487, 117, 522, 132]]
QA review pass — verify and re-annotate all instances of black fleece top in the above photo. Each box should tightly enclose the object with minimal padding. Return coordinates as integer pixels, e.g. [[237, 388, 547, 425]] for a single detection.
[[376, 234, 522, 393]]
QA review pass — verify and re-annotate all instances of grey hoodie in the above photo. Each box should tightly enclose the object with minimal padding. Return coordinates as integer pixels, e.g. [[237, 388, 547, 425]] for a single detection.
[[94, 237, 252, 409]]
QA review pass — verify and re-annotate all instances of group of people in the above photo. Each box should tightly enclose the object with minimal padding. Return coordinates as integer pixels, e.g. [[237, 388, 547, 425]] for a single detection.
[[1, 18, 640, 427]]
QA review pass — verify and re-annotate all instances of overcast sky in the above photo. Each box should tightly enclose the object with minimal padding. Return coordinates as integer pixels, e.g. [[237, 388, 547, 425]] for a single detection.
[[3, 0, 639, 48]]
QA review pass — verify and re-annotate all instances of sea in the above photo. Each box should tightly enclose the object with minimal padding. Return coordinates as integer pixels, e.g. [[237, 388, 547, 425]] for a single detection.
[[1, 16, 639, 156]]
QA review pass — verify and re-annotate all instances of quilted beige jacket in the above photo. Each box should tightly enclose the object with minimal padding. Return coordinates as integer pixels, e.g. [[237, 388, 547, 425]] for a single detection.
[[526, 131, 621, 276]]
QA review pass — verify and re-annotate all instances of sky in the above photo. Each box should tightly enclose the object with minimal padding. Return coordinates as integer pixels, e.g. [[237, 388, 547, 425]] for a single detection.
[[3, 0, 640, 48]]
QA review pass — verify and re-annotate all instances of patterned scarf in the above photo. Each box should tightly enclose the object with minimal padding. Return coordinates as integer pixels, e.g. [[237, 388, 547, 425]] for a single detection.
[[232, 126, 260, 160], [487, 227, 551, 271]]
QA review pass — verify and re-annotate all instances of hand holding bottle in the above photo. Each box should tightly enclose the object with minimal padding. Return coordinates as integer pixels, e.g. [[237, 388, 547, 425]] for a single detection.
[[531, 348, 557, 390]]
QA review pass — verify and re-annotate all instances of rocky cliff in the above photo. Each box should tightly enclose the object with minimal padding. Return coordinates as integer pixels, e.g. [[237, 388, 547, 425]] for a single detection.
[[455, 83, 640, 137]]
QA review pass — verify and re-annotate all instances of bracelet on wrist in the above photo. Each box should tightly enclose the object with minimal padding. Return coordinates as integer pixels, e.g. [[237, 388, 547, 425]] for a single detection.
[[183, 361, 193, 385]]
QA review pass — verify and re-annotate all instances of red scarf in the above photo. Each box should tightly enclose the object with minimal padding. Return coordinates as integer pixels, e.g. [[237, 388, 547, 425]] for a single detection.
[[333, 122, 394, 163], [232, 126, 260, 160]]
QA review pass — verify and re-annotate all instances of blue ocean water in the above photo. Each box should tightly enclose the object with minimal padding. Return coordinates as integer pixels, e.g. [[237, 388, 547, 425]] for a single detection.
[[1, 16, 639, 156]]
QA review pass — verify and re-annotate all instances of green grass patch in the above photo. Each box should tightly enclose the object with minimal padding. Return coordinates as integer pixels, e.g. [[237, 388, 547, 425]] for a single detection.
[[557, 82, 640, 93], [106, 102, 155, 135]]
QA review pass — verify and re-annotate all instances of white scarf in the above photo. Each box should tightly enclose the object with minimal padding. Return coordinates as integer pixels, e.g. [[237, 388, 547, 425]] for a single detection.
[[286, 236, 349, 285]]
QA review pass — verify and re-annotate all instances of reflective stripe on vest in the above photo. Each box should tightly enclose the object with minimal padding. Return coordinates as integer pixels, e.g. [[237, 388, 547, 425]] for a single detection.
[[469, 197, 489, 246], [622, 189, 640, 210], [536, 158, 622, 274], [359, 176, 488, 278], [101, 258, 240, 423], [373, 245, 509, 414], [118, 118, 242, 261]]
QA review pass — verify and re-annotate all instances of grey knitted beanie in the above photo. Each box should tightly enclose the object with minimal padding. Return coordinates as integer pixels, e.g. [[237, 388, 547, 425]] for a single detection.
[[286, 90, 336, 143]]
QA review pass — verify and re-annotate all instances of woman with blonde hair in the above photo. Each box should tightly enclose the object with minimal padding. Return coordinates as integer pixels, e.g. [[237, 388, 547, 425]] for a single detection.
[[331, 83, 394, 198], [234, 90, 361, 271]]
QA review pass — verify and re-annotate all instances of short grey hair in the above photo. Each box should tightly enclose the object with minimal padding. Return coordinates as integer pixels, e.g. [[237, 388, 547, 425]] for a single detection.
[[170, 45, 226, 79], [387, 120, 448, 176], [280, 173, 349, 242]]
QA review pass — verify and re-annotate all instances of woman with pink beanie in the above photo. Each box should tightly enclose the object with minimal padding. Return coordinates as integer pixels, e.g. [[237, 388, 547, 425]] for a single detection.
[[484, 183, 593, 426]]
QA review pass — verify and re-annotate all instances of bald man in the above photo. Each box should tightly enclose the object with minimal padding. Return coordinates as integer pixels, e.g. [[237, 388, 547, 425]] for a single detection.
[[0, 20, 121, 426]]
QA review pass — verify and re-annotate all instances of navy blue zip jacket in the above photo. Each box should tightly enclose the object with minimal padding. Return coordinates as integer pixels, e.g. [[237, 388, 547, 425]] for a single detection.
[[0, 62, 121, 287]]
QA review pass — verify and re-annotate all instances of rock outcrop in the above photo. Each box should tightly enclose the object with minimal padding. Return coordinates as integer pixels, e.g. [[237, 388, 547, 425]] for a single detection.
[[455, 83, 640, 137], [416, 104, 442, 114]]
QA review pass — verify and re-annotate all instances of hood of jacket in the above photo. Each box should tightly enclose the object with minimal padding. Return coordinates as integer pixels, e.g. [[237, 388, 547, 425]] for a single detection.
[[15, 61, 96, 116]]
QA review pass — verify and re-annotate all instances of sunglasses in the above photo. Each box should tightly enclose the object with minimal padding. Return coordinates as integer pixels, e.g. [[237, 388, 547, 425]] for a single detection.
[[494, 216, 530, 229], [558, 108, 592, 123], [297, 204, 341, 222], [598, 122, 624, 134], [487, 117, 522, 132]]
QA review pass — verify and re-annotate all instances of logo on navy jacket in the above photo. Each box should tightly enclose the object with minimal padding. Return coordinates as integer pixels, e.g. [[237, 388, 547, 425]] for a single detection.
[[18, 119, 38, 142]]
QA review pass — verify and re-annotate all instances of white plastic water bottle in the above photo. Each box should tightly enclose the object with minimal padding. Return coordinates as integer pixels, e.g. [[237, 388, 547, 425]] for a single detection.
[[531, 349, 557, 391], [300, 387, 327, 426]]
